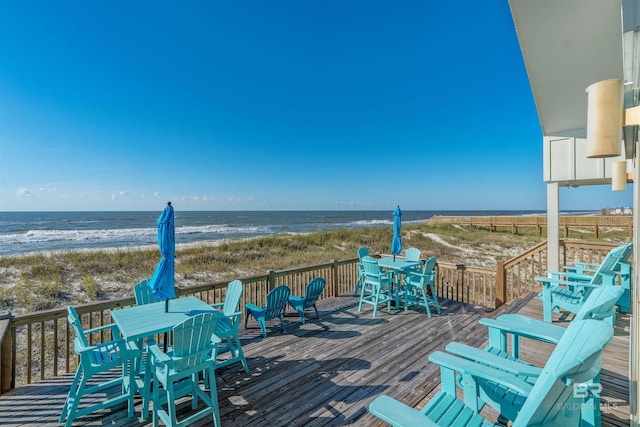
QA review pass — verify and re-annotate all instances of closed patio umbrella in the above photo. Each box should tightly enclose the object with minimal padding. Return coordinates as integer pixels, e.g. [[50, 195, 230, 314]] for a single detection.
[[391, 206, 402, 261], [149, 202, 175, 312]]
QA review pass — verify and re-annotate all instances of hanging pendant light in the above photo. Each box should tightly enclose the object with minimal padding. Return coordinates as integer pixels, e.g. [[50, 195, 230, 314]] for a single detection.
[[612, 161, 627, 191], [586, 78, 624, 158]]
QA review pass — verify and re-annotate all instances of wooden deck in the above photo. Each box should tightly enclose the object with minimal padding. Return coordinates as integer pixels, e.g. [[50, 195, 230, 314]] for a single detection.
[[0, 293, 631, 426]]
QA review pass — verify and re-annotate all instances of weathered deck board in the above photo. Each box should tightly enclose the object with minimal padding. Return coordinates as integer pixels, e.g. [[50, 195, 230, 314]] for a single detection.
[[0, 292, 630, 426]]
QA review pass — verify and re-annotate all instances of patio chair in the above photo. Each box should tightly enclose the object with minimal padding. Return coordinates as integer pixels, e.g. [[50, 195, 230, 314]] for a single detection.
[[134, 278, 162, 305], [402, 256, 440, 317], [404, 247, 421, 262], [289, 277, 326, 324], [59, 307, 137, 427], [562, 243, 633, 313], [369, 318, 613, 427], [147, 313, 221, 427], [444, 284, 624, 426], [245, 285, 291, 337], [537, 242, 631, 323], [354, 247, 369, 296], [358, 256, 392, 317], [210, 279, 249, 372]]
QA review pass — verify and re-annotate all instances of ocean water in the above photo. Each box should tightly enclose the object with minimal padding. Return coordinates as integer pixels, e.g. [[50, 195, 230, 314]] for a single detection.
[[0, 210, 567, 257]]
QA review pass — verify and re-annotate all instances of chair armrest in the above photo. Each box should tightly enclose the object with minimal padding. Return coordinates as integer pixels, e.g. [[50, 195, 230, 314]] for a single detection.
[[210, 302, 224, 308], [429, 351, 533, 396], [545, 271, 592, 282], [369, 395, 438, 427], [534, 276, 601, 288], [147, 341, 172, 365], [83, 322, 120, 336], [479, 314, 565, 345], [444, 342, 542, 377]]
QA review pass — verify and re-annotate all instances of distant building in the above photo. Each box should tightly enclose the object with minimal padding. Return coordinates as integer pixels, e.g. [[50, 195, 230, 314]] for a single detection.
[[600, 207, 633, 215]]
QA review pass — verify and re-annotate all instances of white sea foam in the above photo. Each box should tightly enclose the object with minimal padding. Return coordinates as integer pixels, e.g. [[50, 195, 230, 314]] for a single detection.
[[0, 224, 270, 245]]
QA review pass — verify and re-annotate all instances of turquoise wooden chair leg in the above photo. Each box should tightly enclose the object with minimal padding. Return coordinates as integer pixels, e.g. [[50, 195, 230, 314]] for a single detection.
[[422, 290, 432, 318], [257, 317, 267, 337]]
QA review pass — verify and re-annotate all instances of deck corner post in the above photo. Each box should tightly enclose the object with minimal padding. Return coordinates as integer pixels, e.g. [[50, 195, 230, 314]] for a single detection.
[[495, 261, 506, 308], [0, 312, 15, 395]]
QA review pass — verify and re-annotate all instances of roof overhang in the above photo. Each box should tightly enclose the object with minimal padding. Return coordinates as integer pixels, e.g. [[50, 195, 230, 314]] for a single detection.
[[508, 0, 624, 138]]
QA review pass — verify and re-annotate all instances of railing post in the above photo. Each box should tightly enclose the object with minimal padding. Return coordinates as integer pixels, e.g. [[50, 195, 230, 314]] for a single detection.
[[0, 312, 14, 395], [332, 259, 339, 297], [495, 261, 506, 308], [456, 264, 466, 302], [268, 270, 276, 291]]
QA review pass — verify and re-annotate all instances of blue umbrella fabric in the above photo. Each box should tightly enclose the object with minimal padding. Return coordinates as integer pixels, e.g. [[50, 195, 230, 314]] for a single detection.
[[149, 202, 176, 304], [391, 206, 402, 260]]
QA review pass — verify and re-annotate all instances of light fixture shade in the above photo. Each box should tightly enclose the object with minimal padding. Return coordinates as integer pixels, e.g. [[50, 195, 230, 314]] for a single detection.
[[586, 78, 623, 158], [625, 105, 640, 126], [612, 161, 627, 191]]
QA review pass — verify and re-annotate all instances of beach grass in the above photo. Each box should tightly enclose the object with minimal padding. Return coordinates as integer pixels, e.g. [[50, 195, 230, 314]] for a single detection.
[[0, 222, 628, 314]]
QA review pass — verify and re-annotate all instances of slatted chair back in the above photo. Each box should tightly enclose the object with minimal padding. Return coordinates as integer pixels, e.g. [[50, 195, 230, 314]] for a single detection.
[[134, 278, 161, 305], [170, 313, 219, 371], [362, 256, 384, 283], [423, 256, 437, 276], [301, 277, 326, 310], [589, 242, 631, 285], [245, 285, 292, 337], [405, 247, 421, 262], [354, 247, 370, 296], [357, 247, 369, 260], [289, 277, 326, 324], [265, 285, 291, 320], [574, 284, 625, 322], [148, 313, 221, 427], [221, 280, 243, 318], [515, 319, 613, 426]]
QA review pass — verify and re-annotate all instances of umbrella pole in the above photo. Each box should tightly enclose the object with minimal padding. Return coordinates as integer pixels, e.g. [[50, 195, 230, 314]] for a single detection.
[[163, 299, 169, 351]]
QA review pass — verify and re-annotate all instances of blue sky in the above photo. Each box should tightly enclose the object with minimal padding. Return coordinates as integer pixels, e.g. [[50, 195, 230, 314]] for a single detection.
[[0, 0, 632, 212]]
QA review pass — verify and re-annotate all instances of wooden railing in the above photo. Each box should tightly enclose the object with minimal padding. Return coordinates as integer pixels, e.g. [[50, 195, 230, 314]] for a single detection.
[[0, 258, 360, 392], [429, 215, 632, 239], [0, 240, 623, 394]]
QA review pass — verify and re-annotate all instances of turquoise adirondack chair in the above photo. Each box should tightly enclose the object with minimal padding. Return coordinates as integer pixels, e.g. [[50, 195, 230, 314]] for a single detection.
[[134, 278, 162, 305], [537, 242, 631, 323], [369, 318, 613, 427], [210, 279, 249, 372], [289, 277, 326, 324], [245, 285, 291, 337], [59, 307, 137, 427], [563, 244, 633, 313], [147, 313, 221, 427], [402, 256, 440, 317], [358, 256, 392, 317], [354, 247, 369, 296], [444, 285, 624, 426]]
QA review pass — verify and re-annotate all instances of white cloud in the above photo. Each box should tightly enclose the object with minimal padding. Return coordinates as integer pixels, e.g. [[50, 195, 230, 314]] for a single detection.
[[119, 191, 129, 196], [111, 193, 117, 201], [154, 192, 161, 197], [16, 187, 34, 197]]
